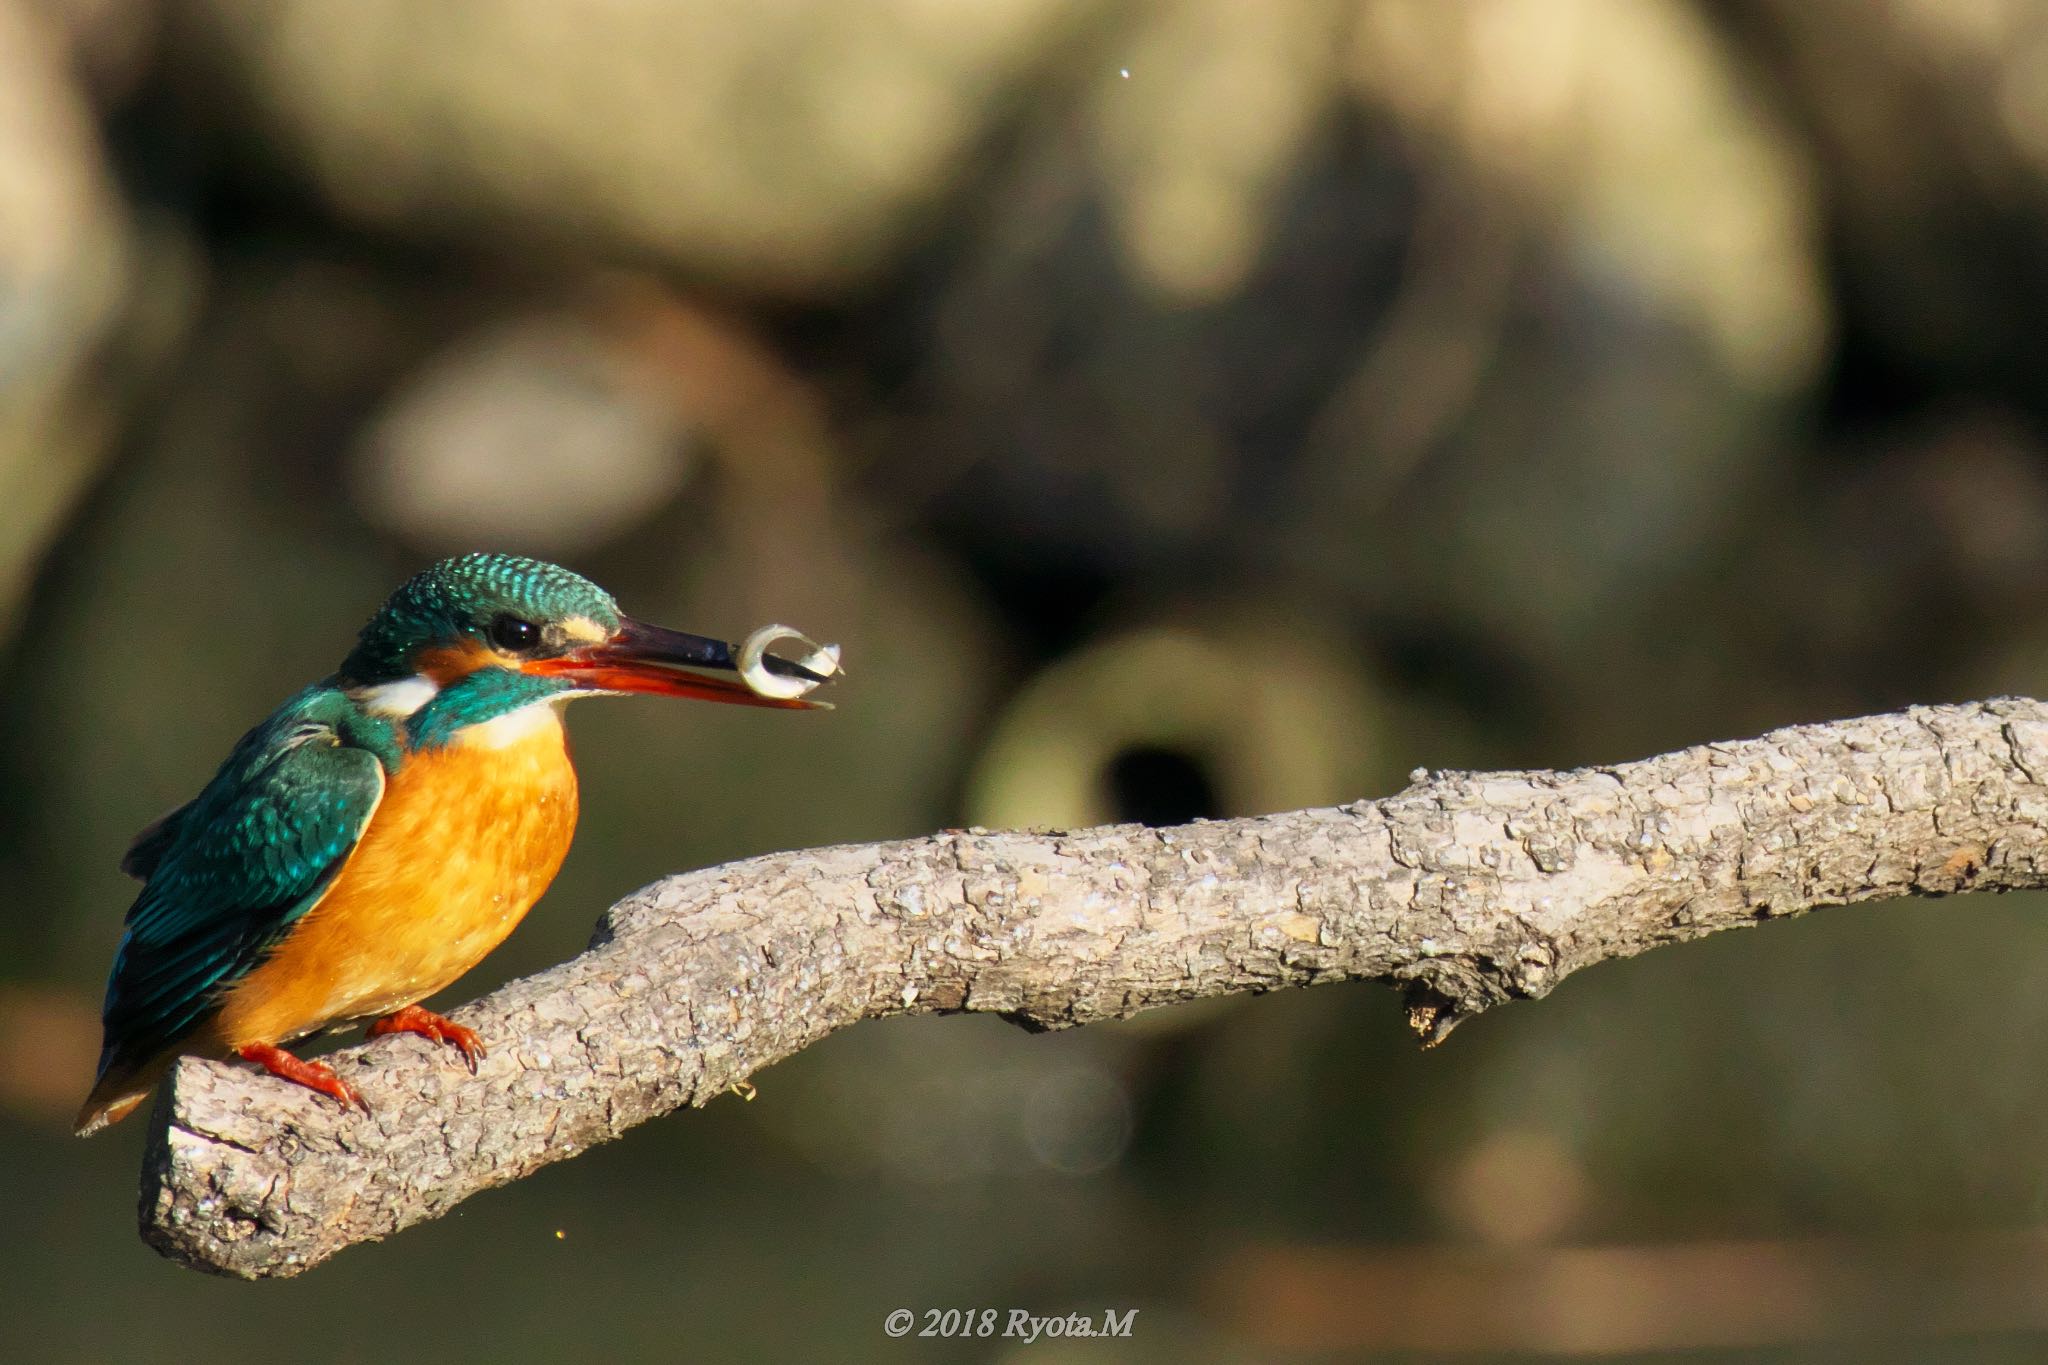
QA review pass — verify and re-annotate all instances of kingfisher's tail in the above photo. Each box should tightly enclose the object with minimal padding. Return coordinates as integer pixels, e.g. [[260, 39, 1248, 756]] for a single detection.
[[74, 1049, 166, 1137]]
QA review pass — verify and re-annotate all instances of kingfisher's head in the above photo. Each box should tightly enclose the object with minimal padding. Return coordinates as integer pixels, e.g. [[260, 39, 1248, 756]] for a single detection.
[[339, 553, 831, 740]]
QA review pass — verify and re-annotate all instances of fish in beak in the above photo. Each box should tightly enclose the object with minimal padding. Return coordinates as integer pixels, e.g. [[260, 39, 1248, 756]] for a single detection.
[[525, 620, 840, 709]]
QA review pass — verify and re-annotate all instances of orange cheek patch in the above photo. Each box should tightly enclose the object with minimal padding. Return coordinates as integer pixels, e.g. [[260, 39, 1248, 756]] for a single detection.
[[413, 639, 500, 684]]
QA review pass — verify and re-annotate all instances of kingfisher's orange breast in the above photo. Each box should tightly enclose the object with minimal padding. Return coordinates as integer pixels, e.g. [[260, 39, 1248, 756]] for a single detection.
[[211, 705, 579, 1048]]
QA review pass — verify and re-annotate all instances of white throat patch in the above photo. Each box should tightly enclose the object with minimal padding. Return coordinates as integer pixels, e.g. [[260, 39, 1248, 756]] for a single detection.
[[354, 675, 441, 718]]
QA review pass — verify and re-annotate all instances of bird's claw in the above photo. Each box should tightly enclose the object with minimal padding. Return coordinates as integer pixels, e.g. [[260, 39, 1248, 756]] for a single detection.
[[235, 1042, 371, 1117], [369, 1005, 488, 1074], [332, 1071, 373, 1116], [286, 1059, 368, 1115], [446, 1026, 486, 1075]]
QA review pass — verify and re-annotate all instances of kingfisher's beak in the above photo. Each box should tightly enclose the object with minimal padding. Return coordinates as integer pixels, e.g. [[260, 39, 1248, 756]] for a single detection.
[[523, 617, 835, 708]]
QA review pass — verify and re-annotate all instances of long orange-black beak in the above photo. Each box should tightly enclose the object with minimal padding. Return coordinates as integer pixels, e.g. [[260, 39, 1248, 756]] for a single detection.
[[524, 617, 833, 708]]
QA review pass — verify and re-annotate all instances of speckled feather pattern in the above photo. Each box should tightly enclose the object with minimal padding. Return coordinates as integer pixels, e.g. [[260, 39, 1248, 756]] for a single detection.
[[341, 553, 621, 685]]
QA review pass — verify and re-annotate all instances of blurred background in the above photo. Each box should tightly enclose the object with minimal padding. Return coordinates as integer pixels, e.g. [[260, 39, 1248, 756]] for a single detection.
[[8, 0, 2048, 1359]]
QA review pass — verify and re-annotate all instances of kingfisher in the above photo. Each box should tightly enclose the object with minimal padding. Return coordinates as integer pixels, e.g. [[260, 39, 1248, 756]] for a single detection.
[[75, 553, 835, 1136]]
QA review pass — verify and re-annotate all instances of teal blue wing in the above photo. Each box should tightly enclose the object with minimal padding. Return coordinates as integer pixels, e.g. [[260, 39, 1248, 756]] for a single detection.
[[93, 686, 388, 1083]]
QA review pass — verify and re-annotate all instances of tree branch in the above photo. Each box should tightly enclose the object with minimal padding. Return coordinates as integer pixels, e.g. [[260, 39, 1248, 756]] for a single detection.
[[139, 697, 2048, 1277]]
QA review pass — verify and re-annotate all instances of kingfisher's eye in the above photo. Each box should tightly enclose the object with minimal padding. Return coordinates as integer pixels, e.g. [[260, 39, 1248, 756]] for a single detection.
[[489, 615, 541, 652]]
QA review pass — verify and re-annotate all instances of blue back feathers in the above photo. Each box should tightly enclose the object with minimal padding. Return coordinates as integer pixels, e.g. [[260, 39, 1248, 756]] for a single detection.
[[95, 687, 397, 1081]]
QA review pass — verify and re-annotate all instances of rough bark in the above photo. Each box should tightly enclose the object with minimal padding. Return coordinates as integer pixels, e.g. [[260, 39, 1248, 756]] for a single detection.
[[140, 697, 2048, 1278]]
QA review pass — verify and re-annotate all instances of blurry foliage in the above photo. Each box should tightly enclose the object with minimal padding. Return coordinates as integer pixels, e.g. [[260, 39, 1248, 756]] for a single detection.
[[4, 0, 2048, 1360]]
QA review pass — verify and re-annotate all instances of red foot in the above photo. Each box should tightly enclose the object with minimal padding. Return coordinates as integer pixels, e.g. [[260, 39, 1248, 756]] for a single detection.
[[368, 1004, 487, 1074], [236, 1043, 370, 1115]]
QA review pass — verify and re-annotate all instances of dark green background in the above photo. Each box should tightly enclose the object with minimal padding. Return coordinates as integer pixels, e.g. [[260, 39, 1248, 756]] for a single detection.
[[7, 1, 2048, 1360]]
